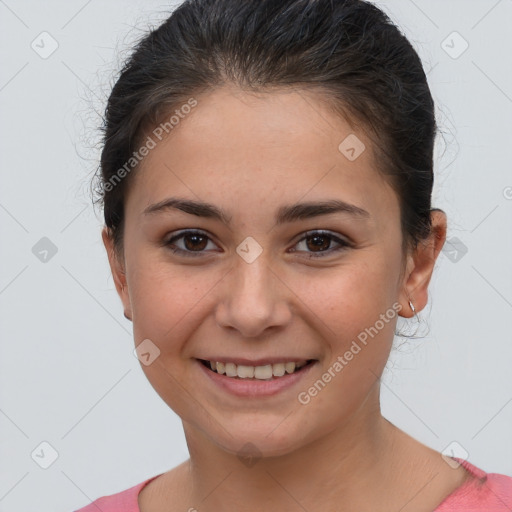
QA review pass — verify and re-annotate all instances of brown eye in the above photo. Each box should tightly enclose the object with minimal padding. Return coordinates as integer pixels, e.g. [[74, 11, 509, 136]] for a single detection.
[[305, 233, 331, 252], [165, 230, 217, 257], [182, 233, 208, 251], [291, 230, 351, 258]]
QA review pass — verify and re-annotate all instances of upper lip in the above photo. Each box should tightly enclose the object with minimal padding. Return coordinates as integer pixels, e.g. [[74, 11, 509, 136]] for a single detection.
[[197, 357, 314, 366]]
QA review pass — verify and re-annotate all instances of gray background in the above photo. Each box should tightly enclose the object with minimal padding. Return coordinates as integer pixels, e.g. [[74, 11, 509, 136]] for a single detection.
[[0, 1, 511, 511]]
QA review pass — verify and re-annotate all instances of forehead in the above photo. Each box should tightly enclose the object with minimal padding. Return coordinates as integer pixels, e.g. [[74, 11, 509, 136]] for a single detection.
[[126, 85, 398, 225]]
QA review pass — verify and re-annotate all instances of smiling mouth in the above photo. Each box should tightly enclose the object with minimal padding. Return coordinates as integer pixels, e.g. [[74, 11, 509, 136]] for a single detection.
[[198, 358, 316, 380]]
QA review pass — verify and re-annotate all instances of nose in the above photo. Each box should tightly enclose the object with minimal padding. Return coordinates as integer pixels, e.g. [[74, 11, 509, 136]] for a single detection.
[[215, 252, 292, 338]]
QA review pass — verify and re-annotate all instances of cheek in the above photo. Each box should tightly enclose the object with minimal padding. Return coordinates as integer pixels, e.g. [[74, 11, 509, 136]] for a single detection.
[[298, 261, 398, 387], [296, 262, 393, 332], [298, 277, 396, 425], [128, 256, 219, 347]]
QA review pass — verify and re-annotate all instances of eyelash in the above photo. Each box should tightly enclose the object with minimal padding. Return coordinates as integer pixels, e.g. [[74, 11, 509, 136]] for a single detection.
[[164, 229, 351, 259]]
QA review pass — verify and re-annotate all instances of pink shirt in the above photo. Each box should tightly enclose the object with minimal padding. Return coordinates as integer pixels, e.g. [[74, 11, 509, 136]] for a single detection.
[[73, 458, 512, 511]]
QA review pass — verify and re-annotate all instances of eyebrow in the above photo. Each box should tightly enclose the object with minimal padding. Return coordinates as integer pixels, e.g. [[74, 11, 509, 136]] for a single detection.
[[142, 197, 370, 225]]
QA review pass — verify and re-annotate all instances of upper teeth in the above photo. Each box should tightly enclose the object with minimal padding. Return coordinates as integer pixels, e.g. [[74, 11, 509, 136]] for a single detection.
[[209, 361, 308, 379]]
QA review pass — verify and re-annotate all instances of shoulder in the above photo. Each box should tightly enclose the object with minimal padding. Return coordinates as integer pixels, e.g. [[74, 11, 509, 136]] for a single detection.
[[72, 474, 163, 512], [435, 459, 512, 512]]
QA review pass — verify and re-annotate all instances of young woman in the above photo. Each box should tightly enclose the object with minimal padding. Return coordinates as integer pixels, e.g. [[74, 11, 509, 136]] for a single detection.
[[76, 0, 512, 510]]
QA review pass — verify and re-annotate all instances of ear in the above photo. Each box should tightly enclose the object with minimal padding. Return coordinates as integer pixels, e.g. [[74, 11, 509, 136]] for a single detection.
[[101, 227, 132, 321], [398, 209, 447, 318]]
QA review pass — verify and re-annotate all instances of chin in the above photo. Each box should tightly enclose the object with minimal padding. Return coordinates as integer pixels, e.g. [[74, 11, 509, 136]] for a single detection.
[[203, 417, 315, 459]]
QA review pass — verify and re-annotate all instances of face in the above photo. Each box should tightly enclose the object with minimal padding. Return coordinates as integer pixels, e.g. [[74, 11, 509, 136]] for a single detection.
[[103, 85, 433, 458]]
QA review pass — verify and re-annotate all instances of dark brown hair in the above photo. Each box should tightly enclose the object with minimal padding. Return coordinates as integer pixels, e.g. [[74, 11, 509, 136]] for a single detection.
[[93, 0, 438, 277]]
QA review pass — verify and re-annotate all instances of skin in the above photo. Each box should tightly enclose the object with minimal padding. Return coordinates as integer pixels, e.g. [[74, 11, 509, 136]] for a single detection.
[[102, 85, 471, 511]]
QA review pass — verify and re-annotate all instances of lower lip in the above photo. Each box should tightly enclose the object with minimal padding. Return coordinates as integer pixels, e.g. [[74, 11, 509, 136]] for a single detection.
[[196, 359, 317, 397]]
